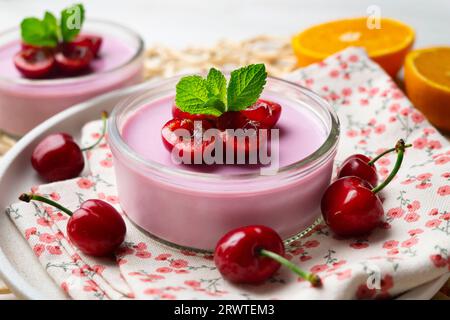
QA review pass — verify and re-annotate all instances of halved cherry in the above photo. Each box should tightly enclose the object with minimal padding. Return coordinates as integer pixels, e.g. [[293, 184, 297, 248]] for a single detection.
[[55, 44, 94, 74], [218, 112, 261, 160], [71, 34, 103, 57], [241, 99, 282, 129], [21, 42, 50, 51], [216, 111, 251, 131], [161, 118, 216, 163], [172, 104, 218, 122], [13, 48, 55, 79]]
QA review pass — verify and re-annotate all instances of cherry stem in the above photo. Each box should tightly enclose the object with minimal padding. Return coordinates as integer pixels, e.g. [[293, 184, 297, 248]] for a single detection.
[[19, 193, 73, 217], [367, 142, 412, 166], [259, 249, 322, 287], [371, 139, 408, 194], [81, 111, 108, 152]]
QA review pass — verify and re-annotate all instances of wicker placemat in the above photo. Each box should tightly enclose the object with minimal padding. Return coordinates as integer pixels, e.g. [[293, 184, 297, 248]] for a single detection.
[[0, 35, 448, 299]]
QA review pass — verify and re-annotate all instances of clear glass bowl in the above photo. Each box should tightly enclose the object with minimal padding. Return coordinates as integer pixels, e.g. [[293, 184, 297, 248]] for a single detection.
[[108, 75, 340, 251], [0, 20, 144, 137]]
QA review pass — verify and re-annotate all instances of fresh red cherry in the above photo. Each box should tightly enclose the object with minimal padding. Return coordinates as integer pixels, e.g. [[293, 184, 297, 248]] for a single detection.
[[161, 118, 216, 162], [31, 112, 107, 182], [71, 34, 103, 57], [321, 176, 384, 236], [172, 104, 217, 122], [19, 194, 126, 257], [337, 142, 412, 187], [13, 48, 55, 79], [241, 99, 282, 129], [322, 139, 408, 237], [55, 44, 94, 74], [31, 133, 85, 182], [214, 225, 321, 286], [338, 154, 378, 187]]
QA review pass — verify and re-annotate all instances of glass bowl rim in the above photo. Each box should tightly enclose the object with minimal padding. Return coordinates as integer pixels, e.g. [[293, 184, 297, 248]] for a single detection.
[[108, 75, 340, 182], [0, 19, 144, 86]]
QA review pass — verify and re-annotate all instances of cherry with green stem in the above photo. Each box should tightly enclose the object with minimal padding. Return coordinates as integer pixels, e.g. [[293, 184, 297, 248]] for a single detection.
[[31, 111, 108, 182], [19, 192, 126, 257], [214, 225, 321, 286], [337, 140, 412, 187], [322, 139, 409, 237]]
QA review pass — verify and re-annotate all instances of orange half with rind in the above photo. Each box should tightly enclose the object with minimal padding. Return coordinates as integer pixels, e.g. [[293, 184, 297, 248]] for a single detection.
[[404, 47, 450, 132], [292, 17, 415, 77]]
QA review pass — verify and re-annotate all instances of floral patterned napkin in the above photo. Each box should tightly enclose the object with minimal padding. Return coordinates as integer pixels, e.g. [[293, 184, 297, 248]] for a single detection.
[[6, 47, 450, 299]]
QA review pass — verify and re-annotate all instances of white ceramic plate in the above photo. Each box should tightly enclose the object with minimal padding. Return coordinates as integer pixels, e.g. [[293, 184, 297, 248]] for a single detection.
[[0, 82, 448, 300]]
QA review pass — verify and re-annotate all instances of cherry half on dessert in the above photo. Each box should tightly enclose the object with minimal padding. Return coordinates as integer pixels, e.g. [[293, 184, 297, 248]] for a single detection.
[[161, 118, 216, 162], [15, 4, 102, 79], [172, 104, 218, 122], [13, 48, 56, 79], [31, 112, 108, 182], [337, 142, 412, 187], [55, 44, 94, 74], [19, 193, 126, 257], [214, 225, 321, 286], [240, 99, 282, 129], [322, 139, 408, 237], [71, 34, 103, 57]]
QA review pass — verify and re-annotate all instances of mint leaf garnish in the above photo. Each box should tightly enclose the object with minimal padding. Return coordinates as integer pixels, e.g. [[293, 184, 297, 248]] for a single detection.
[[175, 64, 267, 116], [227, 64, 267, 111], [206, 68, 227, 108], [43, 12, 59, 39], [21, 12, 59, 47], [60, 3, 85, 42], [175, 75, 224, 116]]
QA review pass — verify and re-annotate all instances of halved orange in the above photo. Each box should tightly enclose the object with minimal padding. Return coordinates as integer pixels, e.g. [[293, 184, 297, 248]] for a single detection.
[[292, 17, 415, 77], [404, 47, 450, 132]]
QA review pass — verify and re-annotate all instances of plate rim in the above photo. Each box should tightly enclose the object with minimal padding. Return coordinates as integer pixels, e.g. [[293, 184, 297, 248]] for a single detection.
[[0, 82, 150, 299]]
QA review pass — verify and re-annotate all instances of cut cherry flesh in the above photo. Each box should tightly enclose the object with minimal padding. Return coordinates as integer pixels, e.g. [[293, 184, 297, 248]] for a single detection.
[[321, 176, 384, 237], [13, 48, 55, 79], [214, 225, 285, 284], [218, 112, 261, 158], [55, 44, 94, 74], [241, 99, 282, 129], [172, 104, 218, 122], [337, 154, 378, 187], [71, 34, 103, 57], [216, 111, 254, 131], [165, 99, 282, 162], [67, 199, 126, 257], [161, 118, 216, 161], [31, 133, 84, 182]]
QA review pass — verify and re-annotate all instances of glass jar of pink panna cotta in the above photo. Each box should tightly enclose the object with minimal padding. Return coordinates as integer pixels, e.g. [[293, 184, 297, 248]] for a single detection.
[[108, 75, 340, 252], [0, 20, 144, 137]]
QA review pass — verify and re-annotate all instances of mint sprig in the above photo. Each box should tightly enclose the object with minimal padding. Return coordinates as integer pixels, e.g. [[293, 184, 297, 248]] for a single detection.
[[227, 64, 267, 111], [21, 12, 59, 47], [175, 64, 267, 116], [176, 75, 224, 116], [20, 3, 85, 47], [60, 3, 85, 43]]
